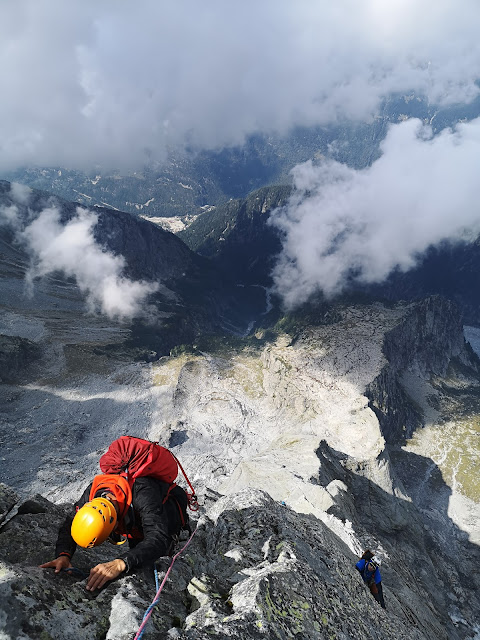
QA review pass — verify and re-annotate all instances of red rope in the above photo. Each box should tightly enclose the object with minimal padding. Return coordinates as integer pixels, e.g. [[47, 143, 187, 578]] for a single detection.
[[133, 529, 197, 640], [172, 452, 199, 511]]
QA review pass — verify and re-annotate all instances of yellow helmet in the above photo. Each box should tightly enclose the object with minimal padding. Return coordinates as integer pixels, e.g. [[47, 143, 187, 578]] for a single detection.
[[71, 497, 117, 548]]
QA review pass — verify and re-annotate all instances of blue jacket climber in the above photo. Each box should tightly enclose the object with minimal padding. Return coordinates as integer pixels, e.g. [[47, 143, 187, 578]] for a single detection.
[[356, 550, 386, 609]]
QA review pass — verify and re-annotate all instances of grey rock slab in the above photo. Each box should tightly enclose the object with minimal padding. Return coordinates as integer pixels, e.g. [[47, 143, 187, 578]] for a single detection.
[[0, 485, 455, 640]]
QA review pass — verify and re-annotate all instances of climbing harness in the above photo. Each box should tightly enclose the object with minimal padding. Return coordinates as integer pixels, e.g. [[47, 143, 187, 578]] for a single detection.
[[133, 528, 197, 640]]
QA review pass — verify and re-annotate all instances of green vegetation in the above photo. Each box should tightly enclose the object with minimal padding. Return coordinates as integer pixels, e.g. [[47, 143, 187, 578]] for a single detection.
[[178, 200, 240, 254], [258, 300, 340, 342], [409, 416, 480, 502], [153, 352, 199, 386], [193, 329, 276, 356], [437, 417, 480, 502]]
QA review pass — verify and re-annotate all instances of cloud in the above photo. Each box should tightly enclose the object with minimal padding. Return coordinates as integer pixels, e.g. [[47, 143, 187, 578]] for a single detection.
[[269, 117, 480, 308], [0, 183, 33, 229], [9, 182, 32, 205], [0, 203, 22, 231], [0, 1, 479, 171], [0, 202, 158, 320]]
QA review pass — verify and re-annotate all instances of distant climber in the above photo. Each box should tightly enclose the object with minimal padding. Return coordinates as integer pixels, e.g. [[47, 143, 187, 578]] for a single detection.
[[40, 436, 196, 591], [356, 550, 386, 609]]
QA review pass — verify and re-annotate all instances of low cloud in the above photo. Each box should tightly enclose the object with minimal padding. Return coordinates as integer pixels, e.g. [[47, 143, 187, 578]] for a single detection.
[[1, 203, 158, 320], [0, 204, 22, 230], [9, 182, 32, 205], [270, 117, 480, 308], [0, 1, 479, 170]]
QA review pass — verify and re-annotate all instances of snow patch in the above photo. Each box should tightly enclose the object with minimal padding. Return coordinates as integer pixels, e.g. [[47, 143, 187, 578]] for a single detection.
[[72, 189, 92, 200]]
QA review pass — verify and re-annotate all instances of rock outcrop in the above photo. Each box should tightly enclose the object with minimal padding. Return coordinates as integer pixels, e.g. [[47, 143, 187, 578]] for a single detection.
[[0, 486, 459, 640], [0, 335, 40, 382], [313, 441, 480, 640], [367, 296, 480, 443]]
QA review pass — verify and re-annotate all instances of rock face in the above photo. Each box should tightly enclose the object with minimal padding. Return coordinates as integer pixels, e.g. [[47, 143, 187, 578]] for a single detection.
[[0, 335, 40, 382], [314, 441, 480, 640], [366, 296, 479, 443], [179, 185, 291, 286], [368, 239, 480, 325], [0, 486, 457, 640]]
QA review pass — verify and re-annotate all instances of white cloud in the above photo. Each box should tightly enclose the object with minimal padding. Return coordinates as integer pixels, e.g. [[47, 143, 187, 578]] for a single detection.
[[270, 117, 480, 308], [0, 203, 158, 320], [0, 1, 479, 170], [0, 203, 22, 230], [9, 182, 32, 205]]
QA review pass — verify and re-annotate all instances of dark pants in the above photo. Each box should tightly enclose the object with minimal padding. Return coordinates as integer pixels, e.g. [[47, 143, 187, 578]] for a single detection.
[[371, 581, 386, 609]]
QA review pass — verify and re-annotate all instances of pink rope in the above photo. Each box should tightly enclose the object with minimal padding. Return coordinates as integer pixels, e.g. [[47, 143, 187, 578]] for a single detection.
[[133, 529, 197, 640]]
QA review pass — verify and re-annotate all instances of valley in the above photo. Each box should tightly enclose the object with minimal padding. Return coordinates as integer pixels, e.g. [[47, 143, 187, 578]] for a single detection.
[[0, 181, 479, 638]]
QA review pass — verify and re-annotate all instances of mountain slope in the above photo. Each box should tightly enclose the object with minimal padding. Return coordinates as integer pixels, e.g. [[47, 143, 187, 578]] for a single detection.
[[179, 185, 291, 285], [1, 178, 479, 638], [0, 297, 478, 638], [366, 239, 480, 325], [180, 179, 480, 325], [0, 486, 451, 640], [0, 180, 268, 361]]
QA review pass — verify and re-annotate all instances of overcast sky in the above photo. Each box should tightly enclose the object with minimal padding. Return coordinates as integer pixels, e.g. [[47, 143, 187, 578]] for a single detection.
[[1, 0, 480, 171], [1, 1, 480, 308]]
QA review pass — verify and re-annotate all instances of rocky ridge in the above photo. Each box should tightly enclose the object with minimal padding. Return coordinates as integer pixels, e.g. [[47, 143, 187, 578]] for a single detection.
[[0, 296, 479, 638], [367, 296, 475, 443], [0, 486, 452, 640]]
